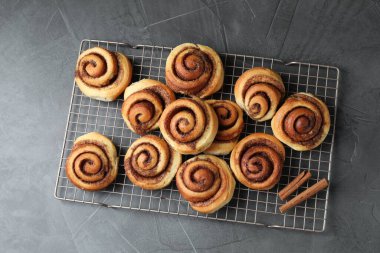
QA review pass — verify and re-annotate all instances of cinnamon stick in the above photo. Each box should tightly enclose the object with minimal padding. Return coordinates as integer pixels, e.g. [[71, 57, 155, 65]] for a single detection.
[[279, 178, 329, 214], [278, 170, 312, 201]]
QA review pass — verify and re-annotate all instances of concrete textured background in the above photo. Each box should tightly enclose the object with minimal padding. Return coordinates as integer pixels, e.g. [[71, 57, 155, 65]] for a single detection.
[[1, 0, 380, 252]]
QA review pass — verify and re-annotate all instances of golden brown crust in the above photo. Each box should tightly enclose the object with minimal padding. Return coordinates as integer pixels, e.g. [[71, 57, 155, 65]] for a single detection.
[[75, 47, 132, 101], [121, 79, 176, 135], [66, 132, 118, 191], [165, 43, 224, 98], [234, 67, 285, 121], [204, 100, 244, 155], [124, 135, 182, 190], [230, 133, 285, 190], [176, 155, 236, 214], [159, 97, 218, 155], [271, 92, 331, 151]]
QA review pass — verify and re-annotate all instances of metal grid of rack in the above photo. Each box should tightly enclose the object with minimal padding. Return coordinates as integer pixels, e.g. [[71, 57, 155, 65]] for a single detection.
[[54, 39, 339, 232]]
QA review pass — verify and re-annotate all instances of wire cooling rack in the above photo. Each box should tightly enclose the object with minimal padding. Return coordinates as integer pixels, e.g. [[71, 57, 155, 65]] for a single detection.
[[55, 39, 339, 232]]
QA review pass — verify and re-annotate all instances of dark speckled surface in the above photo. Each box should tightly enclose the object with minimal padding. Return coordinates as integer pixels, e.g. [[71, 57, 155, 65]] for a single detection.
[[1, 0, 380, 252]]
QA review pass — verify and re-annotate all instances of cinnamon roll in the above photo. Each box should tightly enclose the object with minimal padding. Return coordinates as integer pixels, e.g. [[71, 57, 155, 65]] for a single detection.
[[121, 79, 176, 135], [159, 97, 218, 155], [124, 135, 182, 190], [271, 92, 331, 151], [204, 100, 244, 155], [66, 132, 118, 191], [75, 47, 132, 101], [176, 155, 236, 214], [165, 43, 224, 98], [234, 67, 285, 121], [230, 133, 285, 190]]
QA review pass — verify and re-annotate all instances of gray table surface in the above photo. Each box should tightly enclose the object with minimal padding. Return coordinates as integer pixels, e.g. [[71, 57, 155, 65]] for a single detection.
[[1, 0, 380, 252]]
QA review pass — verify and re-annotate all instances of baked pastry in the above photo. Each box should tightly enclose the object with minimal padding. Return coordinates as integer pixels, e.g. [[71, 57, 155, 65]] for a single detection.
[[124, 135, 181, 190], [75, 47, 132, 101], [165, 43, 224, 98], [271, 92, 331, 151], [230, 133, 285, 190], [204, 100, 244, 155], [234, 67, 285, 121], [159, 97, 218, 155], [121, 79, 176, 135], [66, 132, 118, 191], [176, 155, 236, 214]]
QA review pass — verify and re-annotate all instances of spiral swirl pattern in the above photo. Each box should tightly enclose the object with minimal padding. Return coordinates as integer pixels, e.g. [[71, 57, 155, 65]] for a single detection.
[[234, 67, 285, 122], [230, 133, 285, 190], [271, 92, 331, 151], [75, 47, 132, 101], [124, 135, 182, 190], [204, 100, 244, 155], [66, 132, 118, 191], [165, 43, 224, 98], [176, 155, 236, 214], [122, 79, 176, 135], [159, 97, 218, 155]]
